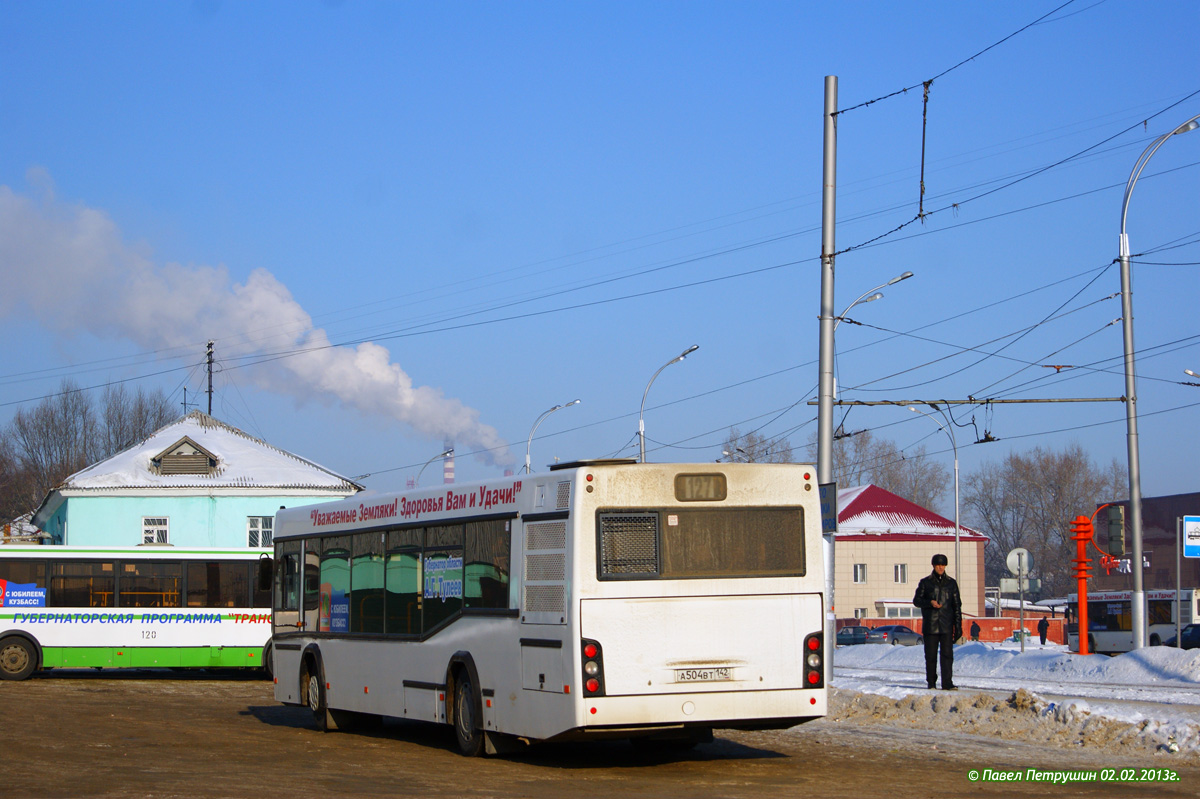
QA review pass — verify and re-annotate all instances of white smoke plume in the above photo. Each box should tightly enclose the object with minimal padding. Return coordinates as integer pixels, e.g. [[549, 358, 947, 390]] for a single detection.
[[0, 171, 513, 466]]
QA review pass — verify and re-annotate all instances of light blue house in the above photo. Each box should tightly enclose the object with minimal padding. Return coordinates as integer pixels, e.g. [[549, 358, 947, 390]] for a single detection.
[[32, 411, 361, 547]]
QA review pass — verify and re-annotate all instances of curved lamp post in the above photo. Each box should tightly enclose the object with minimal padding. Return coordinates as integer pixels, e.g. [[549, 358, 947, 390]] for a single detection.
[[1118, 113, 1199, 650], [908, 405, 959, 578], [834, 271, 914, 332], [525, 399, 581, 474], [639, 345, 699, 463], [416, 448, 453, 487]]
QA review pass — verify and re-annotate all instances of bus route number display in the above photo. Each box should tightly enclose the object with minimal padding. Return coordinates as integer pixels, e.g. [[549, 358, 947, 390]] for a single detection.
[[674, 474, 727, 502]]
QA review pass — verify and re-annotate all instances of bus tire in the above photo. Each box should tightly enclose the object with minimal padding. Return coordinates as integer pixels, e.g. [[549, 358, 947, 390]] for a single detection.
[[1087, 634, 1096, 654], [0, 636, 37, 681], [262, 641, 274, 678], [453, 669, 485, 757], [1149, 634, 1161, 647], [303, 654, 339, 732]]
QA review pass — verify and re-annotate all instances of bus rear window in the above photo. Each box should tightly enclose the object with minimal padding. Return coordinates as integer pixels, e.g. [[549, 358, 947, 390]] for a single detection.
[[597, 507, 804, 580]]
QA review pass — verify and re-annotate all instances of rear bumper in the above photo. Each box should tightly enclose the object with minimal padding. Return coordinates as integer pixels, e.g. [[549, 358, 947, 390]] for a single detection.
[[573, 687, 826, 733]]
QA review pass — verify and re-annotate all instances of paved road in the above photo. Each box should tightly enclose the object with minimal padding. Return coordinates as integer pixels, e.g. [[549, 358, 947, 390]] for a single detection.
[[3, 671, 1197, 798]]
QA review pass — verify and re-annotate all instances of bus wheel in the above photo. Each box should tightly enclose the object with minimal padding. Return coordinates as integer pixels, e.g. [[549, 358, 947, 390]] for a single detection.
[[453, 670, 484, 757], [1087, 635, 1096, 654], [304, 658, 338, 732], [1150, 634, 1161, 647], [0, 637, 36, 681]]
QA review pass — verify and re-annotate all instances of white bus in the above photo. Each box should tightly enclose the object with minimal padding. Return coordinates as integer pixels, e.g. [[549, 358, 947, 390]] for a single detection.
[[0, 546, 273, 680], [1066, 589, 1198, 654], [270, 460, 826, 755]]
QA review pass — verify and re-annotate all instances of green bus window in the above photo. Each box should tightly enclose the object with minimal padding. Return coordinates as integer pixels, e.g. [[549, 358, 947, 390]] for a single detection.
[[386, 528, 422, 636], [351, 532, 385, 634]]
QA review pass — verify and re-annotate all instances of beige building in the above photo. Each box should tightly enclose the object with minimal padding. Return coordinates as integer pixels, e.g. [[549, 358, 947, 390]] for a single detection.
[[834, 485, 987, 621]]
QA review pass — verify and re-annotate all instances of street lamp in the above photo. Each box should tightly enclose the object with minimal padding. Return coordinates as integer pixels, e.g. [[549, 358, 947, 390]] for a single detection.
[[722, 447, 748, 462], [1184, 369, 1200, 386], [416, 448, 453, 487], [908, 405, 960, 579], [834, 271, 914, 332], [525, 399, 581, 474], [1118, 113, 1199, 651], [639, 345, 699, 463]]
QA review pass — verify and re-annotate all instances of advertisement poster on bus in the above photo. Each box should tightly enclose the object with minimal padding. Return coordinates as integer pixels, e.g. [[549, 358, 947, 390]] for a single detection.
[[317, 582, 350, 632], [0, 578, 46, 607], [423, 555, 463, 602]]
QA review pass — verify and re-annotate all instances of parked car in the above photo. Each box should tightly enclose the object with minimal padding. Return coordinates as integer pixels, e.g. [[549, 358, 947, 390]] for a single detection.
[[866, 624, 923, 646], [1163, 623, 1200, 650], [836, 625, 870, 646]]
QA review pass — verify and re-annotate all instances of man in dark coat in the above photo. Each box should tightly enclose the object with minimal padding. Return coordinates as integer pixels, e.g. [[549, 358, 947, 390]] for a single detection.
[[1038, 615, 1049, 645], [913, 554, 963, 690]]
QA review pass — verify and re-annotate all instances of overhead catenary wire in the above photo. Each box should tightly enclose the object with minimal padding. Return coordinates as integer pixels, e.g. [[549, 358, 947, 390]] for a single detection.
[[834, 0, 1085, 117]]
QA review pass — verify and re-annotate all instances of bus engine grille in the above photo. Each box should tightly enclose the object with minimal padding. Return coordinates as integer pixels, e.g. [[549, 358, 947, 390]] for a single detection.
[[598, 512, 660, 577]]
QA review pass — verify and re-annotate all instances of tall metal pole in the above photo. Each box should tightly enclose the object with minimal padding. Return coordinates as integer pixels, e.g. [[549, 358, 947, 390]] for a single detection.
[[1177, 517, 1183, 648], [1118, 114, 1199, 650], [206, 340, 214, 415], [818, 76, 838, 676]]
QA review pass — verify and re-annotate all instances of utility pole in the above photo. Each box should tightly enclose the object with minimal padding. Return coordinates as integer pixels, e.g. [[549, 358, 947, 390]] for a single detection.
[[818, 75, 838, 677], [206, 340, 214, 415]]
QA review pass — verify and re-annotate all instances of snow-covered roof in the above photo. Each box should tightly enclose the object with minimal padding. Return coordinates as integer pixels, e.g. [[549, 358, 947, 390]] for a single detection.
[[836, 484, 987, 541], [53, 411, 361, 493]]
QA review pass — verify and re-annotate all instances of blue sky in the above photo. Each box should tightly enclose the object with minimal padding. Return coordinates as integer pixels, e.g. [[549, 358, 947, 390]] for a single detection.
[[1, 1, 1198, 506]]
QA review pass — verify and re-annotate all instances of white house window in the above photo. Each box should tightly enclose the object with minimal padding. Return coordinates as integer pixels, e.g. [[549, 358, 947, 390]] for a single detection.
[[248, 516, 273, 547], [142, 517, 169, 545], [853, 564, 867, 583], [854, 607, 869, 619], [894, 563, 908, 584]]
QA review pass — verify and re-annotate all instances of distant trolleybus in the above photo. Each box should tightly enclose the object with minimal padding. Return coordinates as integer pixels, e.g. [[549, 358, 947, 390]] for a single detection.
[[0, 546, 273, 680], [1066, 589, 1198, 654], [270, 460, 827, 755]]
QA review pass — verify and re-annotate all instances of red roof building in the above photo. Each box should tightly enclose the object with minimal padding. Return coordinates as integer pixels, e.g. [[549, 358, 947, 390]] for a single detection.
[[835, 485, 988, 620]]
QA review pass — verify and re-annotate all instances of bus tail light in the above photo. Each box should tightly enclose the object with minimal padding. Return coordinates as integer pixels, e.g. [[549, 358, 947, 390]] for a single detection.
[[803, 632, 823, 688], [581, 638, 605, 697]]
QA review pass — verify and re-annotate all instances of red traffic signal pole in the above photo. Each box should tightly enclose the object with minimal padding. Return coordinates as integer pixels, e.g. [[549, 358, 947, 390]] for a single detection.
[[1071, 515, 1093, 656]]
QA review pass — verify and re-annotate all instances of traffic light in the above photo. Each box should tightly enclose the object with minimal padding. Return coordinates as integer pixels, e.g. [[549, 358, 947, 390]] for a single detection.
[[1105, 505, 1126, 557]]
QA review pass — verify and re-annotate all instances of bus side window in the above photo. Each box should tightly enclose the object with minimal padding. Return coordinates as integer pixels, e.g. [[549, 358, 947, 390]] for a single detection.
[[351, 531, 385, 634], [120, 561, 183, 608], [51, 561, 115, 608], [386, 527, 422, 636], [303, 546, 321, 612], [465, 519, 511, 610], [275, 543, 301, 612]]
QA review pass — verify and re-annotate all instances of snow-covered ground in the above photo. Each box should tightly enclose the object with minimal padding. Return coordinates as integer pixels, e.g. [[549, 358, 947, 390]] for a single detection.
[[833, 641, 1200, 757]]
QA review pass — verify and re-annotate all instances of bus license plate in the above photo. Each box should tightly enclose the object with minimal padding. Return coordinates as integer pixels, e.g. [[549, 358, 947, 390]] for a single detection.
[[675, 667, 732, 683]]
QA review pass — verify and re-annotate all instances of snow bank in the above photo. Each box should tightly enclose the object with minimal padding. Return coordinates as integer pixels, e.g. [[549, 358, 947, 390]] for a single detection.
[[836, 641, 1200, 686]]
